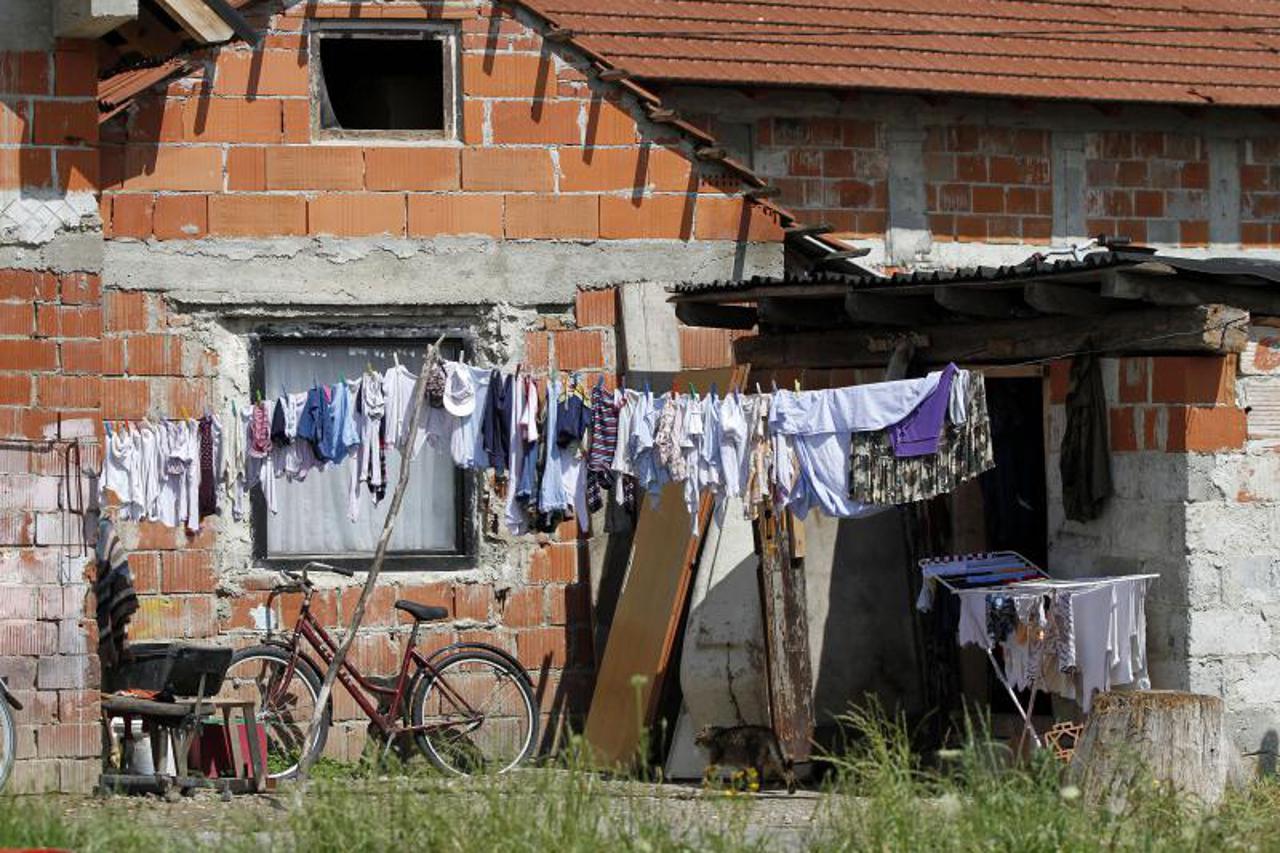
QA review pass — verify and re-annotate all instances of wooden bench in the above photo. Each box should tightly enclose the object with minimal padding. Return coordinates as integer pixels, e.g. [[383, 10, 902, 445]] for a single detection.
[[99, 695, 266, 796]]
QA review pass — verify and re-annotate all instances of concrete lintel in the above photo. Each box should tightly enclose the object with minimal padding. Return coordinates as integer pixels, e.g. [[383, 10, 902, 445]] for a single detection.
[[103, 237, 783, 307], [55, 0, 137, 38]]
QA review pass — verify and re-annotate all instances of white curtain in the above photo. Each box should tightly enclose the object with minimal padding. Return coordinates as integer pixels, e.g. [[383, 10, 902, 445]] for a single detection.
[[263, 340, 460, 556]]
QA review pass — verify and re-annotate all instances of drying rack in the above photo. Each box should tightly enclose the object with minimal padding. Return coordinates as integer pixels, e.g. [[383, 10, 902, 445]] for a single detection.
[[920, 552, 1156, 749]]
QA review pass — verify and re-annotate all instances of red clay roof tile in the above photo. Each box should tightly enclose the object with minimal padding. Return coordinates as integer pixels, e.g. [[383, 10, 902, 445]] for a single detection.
[[534, 0, 1280, 106]]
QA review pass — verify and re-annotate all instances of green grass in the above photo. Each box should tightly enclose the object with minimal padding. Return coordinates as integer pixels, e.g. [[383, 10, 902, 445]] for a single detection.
[[4, 714, 1280, 852], [811, 704, 1280, 852]]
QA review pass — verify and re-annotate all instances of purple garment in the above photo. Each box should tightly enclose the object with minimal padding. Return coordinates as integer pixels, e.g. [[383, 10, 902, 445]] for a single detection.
[[889, 363, 957, 458]]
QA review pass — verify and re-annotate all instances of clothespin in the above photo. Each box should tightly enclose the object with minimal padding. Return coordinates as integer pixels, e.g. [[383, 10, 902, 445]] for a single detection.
[[793, 377, 801, 392], [104, 420, 113, 438], [393, 351, 401, 367], [644, 378, 651, 394], [755, 382, 763, 395], [689, 382, 697, 398], [710, 382, 718, 399]]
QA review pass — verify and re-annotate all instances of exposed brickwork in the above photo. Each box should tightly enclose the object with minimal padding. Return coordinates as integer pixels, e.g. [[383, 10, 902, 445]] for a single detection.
[[97, 1, 783, 244], [754, 116, 886, 238], [0, 40, 98, 195], [925, 125, 1052, 244], [1089, 355, 1247, 454], [1084, 131, 1207, 246]]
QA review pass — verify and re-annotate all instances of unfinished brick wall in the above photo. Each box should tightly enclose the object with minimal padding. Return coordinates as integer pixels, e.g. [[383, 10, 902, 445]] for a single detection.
[[0, 268, 105, 794], [0, 41, 98, 202], [754, 116, 886, 238], [98, 0, 782, 243], [720, 113, 1266, 250], [1083, 131, 1208, 247], [925, 125, 1052, 245]]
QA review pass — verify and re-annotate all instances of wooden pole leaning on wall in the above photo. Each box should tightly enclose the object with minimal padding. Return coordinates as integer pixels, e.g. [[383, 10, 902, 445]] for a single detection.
[[295, 336, 443, 786]]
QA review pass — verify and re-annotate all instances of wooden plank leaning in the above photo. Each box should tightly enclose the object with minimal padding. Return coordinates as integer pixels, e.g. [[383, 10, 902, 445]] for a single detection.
[[294, 337, 441, 786]]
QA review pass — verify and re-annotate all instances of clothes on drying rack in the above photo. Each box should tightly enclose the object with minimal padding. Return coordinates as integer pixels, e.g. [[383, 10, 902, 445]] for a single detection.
[[954, 576, 1153, 713]]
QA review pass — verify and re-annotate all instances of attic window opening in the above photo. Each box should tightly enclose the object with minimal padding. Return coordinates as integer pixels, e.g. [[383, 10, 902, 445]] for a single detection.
[[313, 27, 457, 139]]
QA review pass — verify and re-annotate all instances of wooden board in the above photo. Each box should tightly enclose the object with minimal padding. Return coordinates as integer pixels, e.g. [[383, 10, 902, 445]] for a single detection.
[[153, 0, 234, 43], [583, 367, 735, 767]]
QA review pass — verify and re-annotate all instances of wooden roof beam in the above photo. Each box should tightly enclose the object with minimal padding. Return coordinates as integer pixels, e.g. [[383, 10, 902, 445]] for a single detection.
[[1024, 281, 1130, 317], [1101, 270, 1280, 314], [933, 285, 1032, 319], [735, 303, 1248, 368], [845, 291, 948, 327], [675, 302, 756, 330]]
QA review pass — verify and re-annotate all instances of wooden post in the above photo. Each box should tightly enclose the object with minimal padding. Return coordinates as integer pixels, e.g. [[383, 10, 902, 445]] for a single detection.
[[756, 504, 815, 763], [294, 341, 438, 785]]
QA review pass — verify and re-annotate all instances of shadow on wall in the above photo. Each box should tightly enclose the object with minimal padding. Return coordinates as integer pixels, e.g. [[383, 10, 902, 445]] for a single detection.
[[808, 510, 928, 733]]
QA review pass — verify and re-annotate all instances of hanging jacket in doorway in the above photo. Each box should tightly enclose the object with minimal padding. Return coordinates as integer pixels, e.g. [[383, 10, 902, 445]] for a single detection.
[[1059, 353, 1112, 522]]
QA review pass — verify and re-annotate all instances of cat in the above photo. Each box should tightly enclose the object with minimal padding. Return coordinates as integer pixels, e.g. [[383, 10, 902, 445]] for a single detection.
[[694, 724, 797, 794]]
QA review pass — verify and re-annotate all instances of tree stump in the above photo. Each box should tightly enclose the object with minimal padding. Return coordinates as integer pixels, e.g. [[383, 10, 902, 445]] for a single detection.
[[1070, 691, 1244, 809]]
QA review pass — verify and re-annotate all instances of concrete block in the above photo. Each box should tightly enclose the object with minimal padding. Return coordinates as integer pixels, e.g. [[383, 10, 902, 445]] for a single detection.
[[1225, 656, 1280, 706], [618, 281, 681, 373], [8, 759, 59, 794], [1208, 137, 1242, 247], [36, 653, 96, 690], [0, 1, 53, 51], [1189, 609, 1271, 657], [1185, 657, 1225, 696], [1220, 554, 1280, 607], [1051, 131, 1086, 242], [886, 129, 930, 264], [55, 0, 136, 37]]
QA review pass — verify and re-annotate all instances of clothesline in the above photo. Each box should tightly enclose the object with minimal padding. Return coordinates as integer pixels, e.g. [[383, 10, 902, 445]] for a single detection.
[[99, 357, 998, 538]]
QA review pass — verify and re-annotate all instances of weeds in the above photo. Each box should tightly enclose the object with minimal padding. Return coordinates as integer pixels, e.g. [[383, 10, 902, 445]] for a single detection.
[[812, 703, 1280, 853], [4, 711, 1280, 852]]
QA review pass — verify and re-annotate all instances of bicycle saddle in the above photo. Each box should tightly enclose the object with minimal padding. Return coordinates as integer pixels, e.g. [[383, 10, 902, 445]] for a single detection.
[[394, 599, 449, 622]]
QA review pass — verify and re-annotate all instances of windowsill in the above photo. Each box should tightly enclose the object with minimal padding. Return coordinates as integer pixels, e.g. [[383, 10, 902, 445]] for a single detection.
[[310, 130, 463, 146]]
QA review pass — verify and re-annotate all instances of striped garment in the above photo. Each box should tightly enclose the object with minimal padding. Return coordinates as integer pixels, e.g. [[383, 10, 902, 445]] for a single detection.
[[585, 383, 619, 512]]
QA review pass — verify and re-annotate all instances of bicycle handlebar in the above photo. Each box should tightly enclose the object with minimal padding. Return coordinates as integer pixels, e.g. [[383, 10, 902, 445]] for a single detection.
[[279, 561, 356, 588]]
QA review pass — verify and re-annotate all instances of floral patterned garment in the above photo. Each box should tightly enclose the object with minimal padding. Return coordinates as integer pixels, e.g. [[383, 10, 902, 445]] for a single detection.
[[848, 372, 994, 505]]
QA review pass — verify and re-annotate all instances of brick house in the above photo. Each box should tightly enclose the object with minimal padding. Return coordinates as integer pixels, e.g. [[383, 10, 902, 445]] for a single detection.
[[4, 0, 1280, 791]]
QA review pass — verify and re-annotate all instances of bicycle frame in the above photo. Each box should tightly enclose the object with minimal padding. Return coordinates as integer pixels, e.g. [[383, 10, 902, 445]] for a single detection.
[[267, 584, 482, 737]]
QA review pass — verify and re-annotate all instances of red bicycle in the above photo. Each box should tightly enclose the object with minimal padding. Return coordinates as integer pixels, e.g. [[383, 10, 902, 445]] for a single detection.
[[220, 562, 538, 778]]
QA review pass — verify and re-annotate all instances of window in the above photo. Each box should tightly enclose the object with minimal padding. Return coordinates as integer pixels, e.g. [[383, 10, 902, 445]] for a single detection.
[[310, 24, 459, 141], [251, 338, 470, 568]]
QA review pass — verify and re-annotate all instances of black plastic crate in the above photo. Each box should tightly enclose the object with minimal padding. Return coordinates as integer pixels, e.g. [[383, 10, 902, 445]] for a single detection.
[[102, 643, 233, 697]]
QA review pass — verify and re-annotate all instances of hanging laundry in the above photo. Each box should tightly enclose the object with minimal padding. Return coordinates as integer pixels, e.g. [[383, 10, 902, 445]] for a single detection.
[[585, 382, 618, 513], [223, 404, 247, 520], [848, 372, 995, 505], [539, 378, 569, 514], [197, 415, 218, 518], [1060, 352, 1112, 522], [889, 363, 958, 458], [482, 370, 513, 476], [94, 517, 138, 669]]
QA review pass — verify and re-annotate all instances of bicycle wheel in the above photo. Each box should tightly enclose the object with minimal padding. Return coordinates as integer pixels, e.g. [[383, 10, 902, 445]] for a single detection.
[[221, 646, 329, 780], [410, 650, 538, 775], [0, 693, 13, 792]]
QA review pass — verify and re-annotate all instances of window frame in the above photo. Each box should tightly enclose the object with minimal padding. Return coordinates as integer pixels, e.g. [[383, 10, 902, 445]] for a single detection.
[[249, 332, 476, 572], [307, 20, 462, 144]]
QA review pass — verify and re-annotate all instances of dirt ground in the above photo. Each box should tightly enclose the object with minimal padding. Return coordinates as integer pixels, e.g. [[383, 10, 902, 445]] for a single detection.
[[59, 777, 825, 851]]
